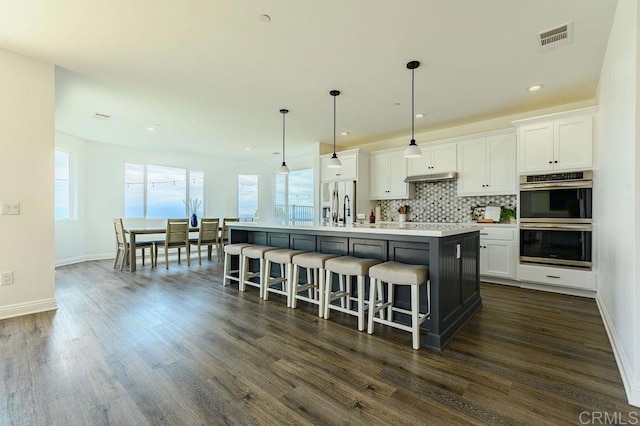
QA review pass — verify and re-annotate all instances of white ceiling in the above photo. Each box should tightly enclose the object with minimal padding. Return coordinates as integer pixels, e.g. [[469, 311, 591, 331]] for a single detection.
[[0, 0, 617, 161]]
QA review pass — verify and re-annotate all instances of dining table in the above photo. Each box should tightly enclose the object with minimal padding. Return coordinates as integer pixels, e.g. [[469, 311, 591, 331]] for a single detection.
[[125, 226, 198, 272]]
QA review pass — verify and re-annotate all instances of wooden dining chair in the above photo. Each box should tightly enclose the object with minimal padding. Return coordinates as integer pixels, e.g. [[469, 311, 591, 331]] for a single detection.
[[154, 218, 190, 269], [219, 217, 239, 261], [113, 218, 154, 270], [189, 218, 220, 264]]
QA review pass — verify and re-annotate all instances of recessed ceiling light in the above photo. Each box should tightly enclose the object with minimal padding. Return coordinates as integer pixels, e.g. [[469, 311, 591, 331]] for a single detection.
[[272, 151, 281, 155], [415, 114, 424, 118], [244, 146, 257, 151], [393, 102, 401, 107], [341, 132, 349, 136], [146, 124, 159, 131], [259, 14, 271, 22], [527, 84, 544, 92]]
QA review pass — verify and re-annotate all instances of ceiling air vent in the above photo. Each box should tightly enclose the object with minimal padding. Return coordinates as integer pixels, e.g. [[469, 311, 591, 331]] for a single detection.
[[93, 112, 112, 120], [538, 22, 573, 51]]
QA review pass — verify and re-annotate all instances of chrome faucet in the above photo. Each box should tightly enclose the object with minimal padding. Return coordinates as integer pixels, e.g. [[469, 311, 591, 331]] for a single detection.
[[343, 195, 351, 224]]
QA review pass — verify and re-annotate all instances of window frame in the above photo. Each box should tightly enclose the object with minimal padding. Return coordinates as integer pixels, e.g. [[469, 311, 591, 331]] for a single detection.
[[238, 174, 259, 221], [124, 162, 204, 219], [55, 148, 76, 221]]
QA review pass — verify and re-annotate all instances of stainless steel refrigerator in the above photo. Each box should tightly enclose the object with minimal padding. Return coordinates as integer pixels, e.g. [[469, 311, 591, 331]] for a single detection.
[[321, 180, 372, 225]]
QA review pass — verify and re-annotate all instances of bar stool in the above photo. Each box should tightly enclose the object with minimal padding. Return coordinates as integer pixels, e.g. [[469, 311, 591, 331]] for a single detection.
[[240, 245, 277, 298], [324, 256, 382, 331], [367, 261, 430, 350], [223, 243, 250, 287], [290, 252, 339, 316], [263, 249, 308, 306]]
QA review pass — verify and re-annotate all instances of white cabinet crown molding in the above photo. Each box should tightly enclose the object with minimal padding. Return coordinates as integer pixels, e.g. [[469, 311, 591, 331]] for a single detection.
[[511, 106, 598, 128]]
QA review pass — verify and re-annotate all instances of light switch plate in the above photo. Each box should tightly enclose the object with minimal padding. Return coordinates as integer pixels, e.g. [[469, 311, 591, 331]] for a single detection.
[[1, 202, 19, 215]]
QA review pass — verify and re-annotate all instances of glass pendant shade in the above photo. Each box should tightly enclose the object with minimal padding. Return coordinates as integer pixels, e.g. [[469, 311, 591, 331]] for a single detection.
[[404, 140, 422, 158], [278, 162, 290, 174], [327, 153, 342, 169]]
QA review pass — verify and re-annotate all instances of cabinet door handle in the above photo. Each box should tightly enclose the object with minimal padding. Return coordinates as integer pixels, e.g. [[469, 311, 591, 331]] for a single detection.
[[546, 275, 561, 279], [336, 173, 341, 176], [480, 232, 489, 235], [549, 161, 553, 164], [554, 161, 558, 164]]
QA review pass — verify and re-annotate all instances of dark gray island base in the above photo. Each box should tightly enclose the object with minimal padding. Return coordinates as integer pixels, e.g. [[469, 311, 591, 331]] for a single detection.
[[229, 223, 481, 350]]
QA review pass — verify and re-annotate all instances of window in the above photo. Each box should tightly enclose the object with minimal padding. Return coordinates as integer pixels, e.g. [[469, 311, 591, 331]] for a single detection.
[[55, 150, 73, 220], [275, 169, 314, 223], [238, 175, 259, 221], [125, 163, 204, 218]]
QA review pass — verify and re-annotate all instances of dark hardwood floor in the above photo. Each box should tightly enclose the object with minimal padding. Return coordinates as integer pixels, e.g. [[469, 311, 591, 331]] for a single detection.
[[0, 258, 637, 425]]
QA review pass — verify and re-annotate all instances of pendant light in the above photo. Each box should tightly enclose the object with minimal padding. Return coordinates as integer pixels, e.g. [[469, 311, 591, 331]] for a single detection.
[[404, 60, 422, 159], [326, 90, 342, 169], [277, 108, 290, 174]]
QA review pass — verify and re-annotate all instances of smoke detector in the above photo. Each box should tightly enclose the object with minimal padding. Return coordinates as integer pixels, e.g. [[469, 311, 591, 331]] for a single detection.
[[538, 22, 573, 51]]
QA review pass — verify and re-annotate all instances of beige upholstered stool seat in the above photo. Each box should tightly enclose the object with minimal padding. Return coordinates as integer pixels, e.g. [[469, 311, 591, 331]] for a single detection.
[[263, 249, 308, 305], [324, 256, 382, 331], [368, 261, 428, 285], [324, 256, 381, 277], [367, 261, 430, 350], [222, 243, 251, 287], [224, 243, 248, 256], [291, 252, 339, 316], [240, 245, 277, 297]]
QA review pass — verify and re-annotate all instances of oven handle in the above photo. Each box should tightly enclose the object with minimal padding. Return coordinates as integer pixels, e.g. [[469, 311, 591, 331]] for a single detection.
[[520, 223, 592, 231], [519, 181, 592, 190]]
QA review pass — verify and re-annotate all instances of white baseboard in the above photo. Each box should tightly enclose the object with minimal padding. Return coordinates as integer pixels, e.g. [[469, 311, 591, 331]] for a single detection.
[[0, 298, 58, 320], [596, 294, 640, 408], [481, 276, 597, 298], [55, 253, 114, 267]]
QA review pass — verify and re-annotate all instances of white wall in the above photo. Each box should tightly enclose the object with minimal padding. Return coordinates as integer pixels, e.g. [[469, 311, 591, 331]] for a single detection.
[[54, 134, 319, 265], [596, 0, 640, 407], [0, 49, 56, 319]]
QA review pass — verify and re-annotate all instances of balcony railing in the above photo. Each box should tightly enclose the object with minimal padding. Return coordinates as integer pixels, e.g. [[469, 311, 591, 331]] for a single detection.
[[275, 204, 314, 222]]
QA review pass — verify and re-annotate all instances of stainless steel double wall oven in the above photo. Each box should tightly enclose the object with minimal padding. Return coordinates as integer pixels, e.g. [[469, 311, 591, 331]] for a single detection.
[[519, 171, 593, 269]]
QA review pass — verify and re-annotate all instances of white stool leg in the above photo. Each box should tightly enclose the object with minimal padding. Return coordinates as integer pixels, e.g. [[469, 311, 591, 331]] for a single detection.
[[240, 256, 248, 292], [286, 262, 294, 308], [387, 281, 394, 321], [357, 275, 365, 331], [223, 252, 230, 286], [324, 269, 332, 319], [291, 263, 299, 309], [377, 280, 385, 320], [318, 267, 325, 318], [339, 274, 346, 309], [411, 284, 420, 350], [259, 258, 267, 300], [367, 277, 378, 334]]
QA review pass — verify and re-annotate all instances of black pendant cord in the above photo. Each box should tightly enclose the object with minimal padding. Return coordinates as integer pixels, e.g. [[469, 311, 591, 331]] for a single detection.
[[282, 112, 286, 164], [411, 66, 415, 143], [333, 94, 337, 154], [280, 108, 288, 166]]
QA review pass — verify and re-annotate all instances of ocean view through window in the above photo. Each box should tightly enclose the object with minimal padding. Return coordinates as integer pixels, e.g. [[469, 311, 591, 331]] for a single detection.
[[275, 168, 314, 223], [238, 175, 258, 221], [125, 163, 204, 218]]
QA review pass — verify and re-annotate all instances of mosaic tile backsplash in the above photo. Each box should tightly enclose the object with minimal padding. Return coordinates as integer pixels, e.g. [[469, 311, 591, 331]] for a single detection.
[[377, 180, 516, 223]]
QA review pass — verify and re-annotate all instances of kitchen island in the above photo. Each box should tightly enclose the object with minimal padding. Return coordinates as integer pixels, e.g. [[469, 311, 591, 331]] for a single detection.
[[227, 221, 481, 350]]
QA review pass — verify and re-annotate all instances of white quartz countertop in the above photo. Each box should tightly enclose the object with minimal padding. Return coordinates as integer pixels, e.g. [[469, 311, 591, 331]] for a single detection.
[[227, 221, 486, 237]]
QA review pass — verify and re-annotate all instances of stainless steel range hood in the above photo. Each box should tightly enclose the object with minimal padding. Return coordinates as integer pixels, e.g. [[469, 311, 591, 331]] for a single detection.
[[404, 171, 457, 183]]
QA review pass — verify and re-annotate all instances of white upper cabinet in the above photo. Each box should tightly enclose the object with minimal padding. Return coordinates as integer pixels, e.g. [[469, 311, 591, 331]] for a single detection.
[[457, 132, 517, 196], [515, 109, 595, 174], [407, 144, 457, 176], [321, 151, 358, 182], [370, 150, 413, 200]]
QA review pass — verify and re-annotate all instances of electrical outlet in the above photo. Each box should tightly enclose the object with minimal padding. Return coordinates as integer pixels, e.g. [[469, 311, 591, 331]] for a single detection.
[[1, 272, 13, 285]]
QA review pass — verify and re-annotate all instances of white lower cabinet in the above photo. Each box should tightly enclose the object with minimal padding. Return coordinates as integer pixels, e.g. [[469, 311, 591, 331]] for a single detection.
[[479, 227, 517, 280], [517, 264, 595, 291]]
